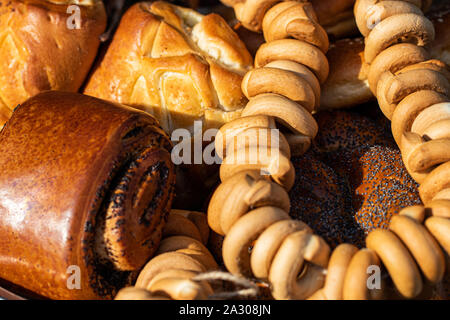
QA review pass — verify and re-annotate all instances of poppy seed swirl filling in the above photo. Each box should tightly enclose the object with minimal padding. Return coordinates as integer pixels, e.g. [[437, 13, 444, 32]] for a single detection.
[[0, 92, 176, 299], [82, 123, 176, 298]]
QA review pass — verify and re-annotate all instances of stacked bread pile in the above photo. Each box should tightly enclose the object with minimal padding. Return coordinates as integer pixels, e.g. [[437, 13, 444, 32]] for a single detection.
[[0, 0, 448, 301]]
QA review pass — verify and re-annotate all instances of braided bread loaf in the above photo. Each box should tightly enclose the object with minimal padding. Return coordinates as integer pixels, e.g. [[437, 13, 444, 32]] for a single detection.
[[115, 209, 218, 300], [84, 1, 252, 134]]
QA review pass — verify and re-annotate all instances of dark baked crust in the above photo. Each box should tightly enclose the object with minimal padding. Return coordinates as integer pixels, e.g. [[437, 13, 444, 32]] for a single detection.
[[0, 91, 175, 299], [289, 111, 421, 248]]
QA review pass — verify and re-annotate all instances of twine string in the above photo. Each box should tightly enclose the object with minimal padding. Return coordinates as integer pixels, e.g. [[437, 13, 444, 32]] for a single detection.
[[193, 271, 260, 299]]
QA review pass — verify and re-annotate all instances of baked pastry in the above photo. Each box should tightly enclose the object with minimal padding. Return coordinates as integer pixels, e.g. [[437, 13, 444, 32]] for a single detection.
[[319, 38, 373, 110], [288, 152, 356, 247], [84, 1, 253, 134], [101, 0, 213, 42], [206, 0, 334, 300], [0, 108, 9, 129], [310, 0, 358, 39], [353, 0, 450, 202], [312, 109, 393, 154], [0, 0, 106, 122], [207, 108, 445, 300], [0, 91, 175, 299], [346, 0, 449, 300]]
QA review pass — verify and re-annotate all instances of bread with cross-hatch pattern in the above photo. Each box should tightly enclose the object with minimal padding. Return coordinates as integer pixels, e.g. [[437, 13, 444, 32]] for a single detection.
[[84, 1, 253, 134]]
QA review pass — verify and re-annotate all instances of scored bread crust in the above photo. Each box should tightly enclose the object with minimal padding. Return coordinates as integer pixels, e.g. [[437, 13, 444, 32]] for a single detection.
[[0, 0, 106, 119], [84, 1, 253, 134]]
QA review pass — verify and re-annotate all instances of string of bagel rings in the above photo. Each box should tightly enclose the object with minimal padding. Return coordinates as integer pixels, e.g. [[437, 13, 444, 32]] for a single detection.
[[115, 0, 450, 300], [115, 209, 218, 300], [207, 0, 450, 300], [115, 209, 260, 300]]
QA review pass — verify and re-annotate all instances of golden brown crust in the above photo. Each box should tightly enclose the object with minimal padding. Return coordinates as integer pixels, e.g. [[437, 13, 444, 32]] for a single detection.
[[0, 0, 106, 113], [84, 1, 253, 134], [351, 0, 450, 301], [319, 38, 372, 110], [0, 91, 175, 299], [0, 107, 11, 130], [310, 0, 357, 39], [204, 1, 333, 299], [229, 0, 356, 56], [318, 2, 450, 111]]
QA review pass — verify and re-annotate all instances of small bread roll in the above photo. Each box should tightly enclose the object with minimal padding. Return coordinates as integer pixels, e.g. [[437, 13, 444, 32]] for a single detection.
[[0, 0, 106, 118]]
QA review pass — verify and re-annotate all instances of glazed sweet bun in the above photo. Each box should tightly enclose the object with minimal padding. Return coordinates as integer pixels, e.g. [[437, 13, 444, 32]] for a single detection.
[[0, 0, 106, 120], [84, 1, 253, 134], [0, 91, 176, 299]]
